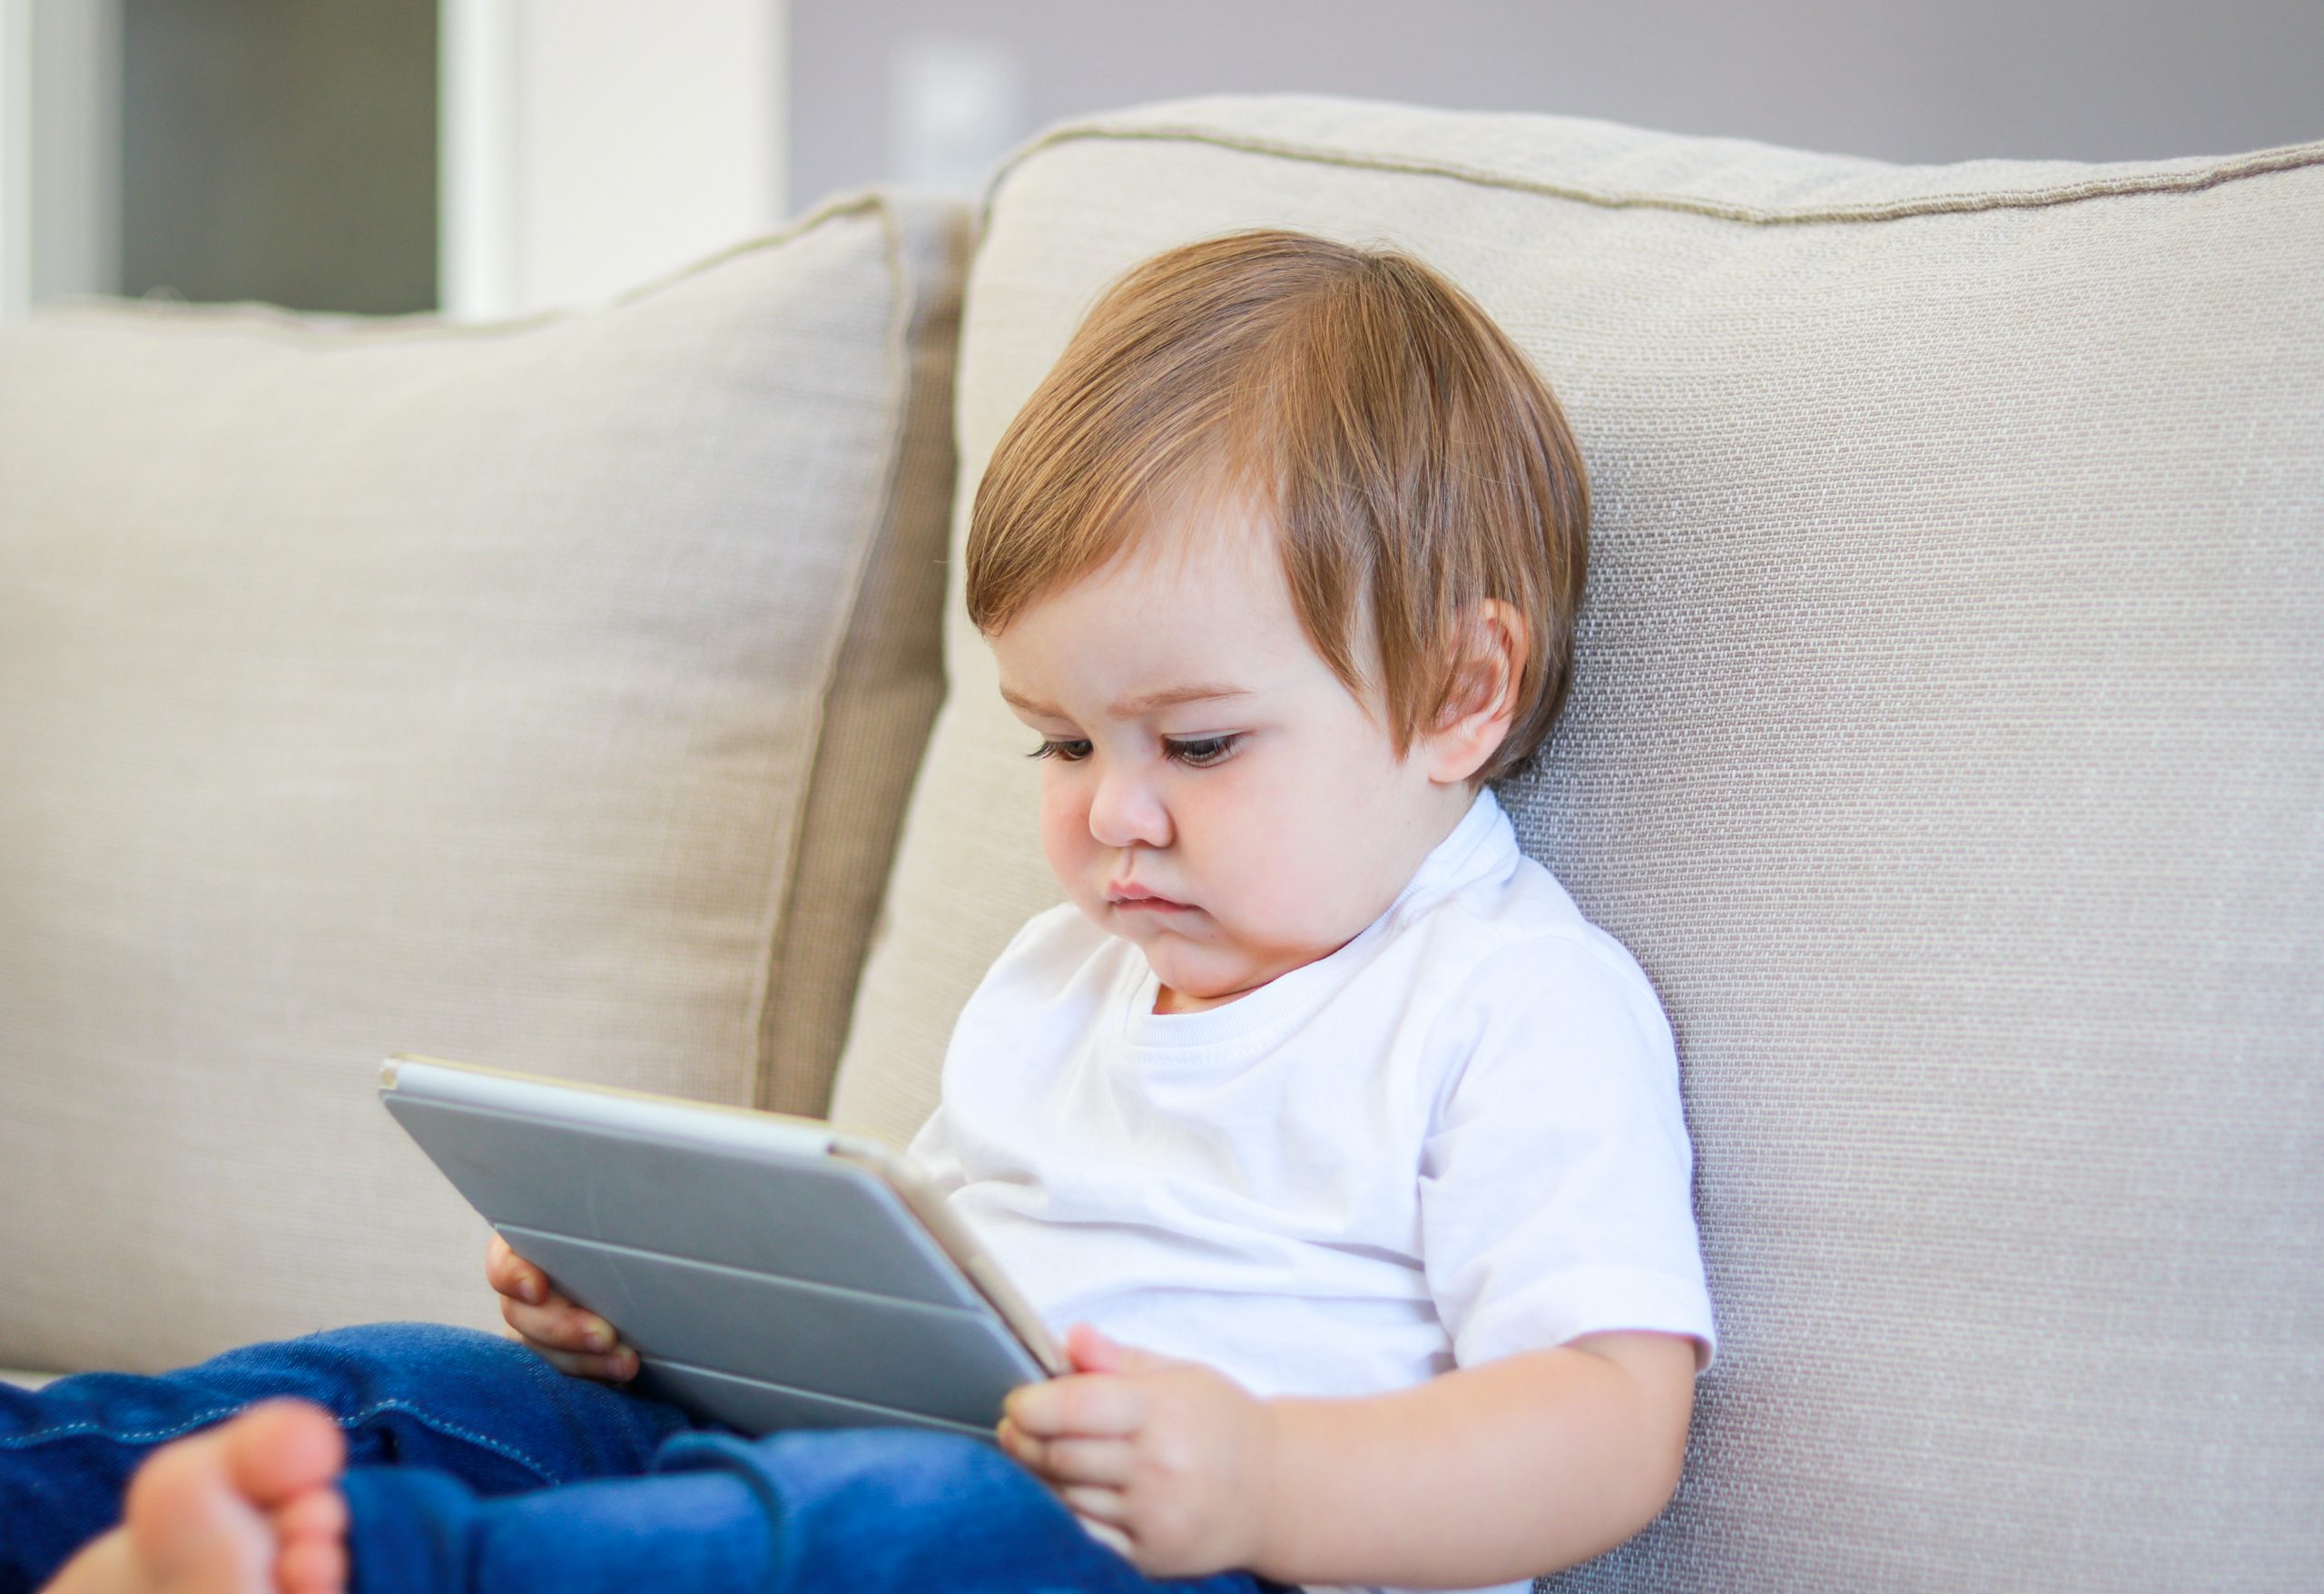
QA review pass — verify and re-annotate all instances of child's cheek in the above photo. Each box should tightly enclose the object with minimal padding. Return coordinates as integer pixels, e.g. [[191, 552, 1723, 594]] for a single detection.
[[1037, 770, 1100, 892]]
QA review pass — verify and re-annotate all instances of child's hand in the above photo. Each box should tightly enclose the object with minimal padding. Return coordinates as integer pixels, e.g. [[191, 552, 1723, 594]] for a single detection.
[[998, 1323, 1276, 1579], [485, 1234, 639, 1382]]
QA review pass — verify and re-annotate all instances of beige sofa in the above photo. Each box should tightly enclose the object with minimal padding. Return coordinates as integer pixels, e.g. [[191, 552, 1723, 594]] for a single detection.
[[4, 96, 2319, 1589]]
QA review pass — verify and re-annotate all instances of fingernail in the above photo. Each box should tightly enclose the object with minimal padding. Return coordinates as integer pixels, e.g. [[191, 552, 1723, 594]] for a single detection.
[[519, 1276, 541, 1305], [585, 1322, 611, 1353]]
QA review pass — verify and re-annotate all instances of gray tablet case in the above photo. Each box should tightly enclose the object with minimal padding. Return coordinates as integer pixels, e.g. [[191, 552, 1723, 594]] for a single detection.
[[379, 1055, 1065, 1441]]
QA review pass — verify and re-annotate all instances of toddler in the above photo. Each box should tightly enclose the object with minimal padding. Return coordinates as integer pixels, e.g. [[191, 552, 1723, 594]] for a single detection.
[[5, 230, 1715, 1594]]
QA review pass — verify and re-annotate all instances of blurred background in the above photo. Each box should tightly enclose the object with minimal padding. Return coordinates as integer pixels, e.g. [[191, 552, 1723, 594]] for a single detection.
[[2, 0, 2318, 322]]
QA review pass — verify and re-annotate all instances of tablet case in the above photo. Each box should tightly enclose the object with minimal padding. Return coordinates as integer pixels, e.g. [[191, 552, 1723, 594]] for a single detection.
[[380, 1057, 1053, 1440]]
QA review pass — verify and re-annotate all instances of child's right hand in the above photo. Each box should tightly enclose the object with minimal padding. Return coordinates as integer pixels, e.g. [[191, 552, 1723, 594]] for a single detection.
[[486, 1233, 639, 1382]]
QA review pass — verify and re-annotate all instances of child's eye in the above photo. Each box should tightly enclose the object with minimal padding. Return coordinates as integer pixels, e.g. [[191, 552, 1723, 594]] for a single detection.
[[1165, 734, 1242, 769], [1026, 738, 1092, 762]]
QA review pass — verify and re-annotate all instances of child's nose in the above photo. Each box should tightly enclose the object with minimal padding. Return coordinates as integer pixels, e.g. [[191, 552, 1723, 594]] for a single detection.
[[1087, 766, 1172, 850]]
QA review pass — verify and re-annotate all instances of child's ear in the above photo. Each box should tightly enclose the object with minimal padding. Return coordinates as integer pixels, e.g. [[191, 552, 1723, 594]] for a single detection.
[[1425, 599, 1527, 784]]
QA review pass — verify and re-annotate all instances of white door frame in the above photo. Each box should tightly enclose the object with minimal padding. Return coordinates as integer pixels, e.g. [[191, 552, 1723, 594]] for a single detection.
[[0, 0, 28, 321], [0, 0, 120, 321], [438, 0, 517, 320]]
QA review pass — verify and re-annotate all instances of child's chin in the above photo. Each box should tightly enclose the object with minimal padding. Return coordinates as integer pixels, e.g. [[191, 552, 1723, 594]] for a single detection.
[[1147, 950, 1261, 1004]]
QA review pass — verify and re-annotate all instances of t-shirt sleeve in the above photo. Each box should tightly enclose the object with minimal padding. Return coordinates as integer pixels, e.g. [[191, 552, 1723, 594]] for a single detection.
[[898, 902, 1082, 1206], [1418, 933, 1718, 1373]]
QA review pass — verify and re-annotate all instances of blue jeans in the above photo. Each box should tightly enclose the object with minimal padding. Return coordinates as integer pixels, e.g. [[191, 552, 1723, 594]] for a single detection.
[[0, 1323, 1295, 1594]]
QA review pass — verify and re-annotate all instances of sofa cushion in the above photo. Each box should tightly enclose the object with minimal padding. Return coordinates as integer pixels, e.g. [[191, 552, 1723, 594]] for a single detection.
[[0, 192, 968, 1373], [828, 98, 2324, 1587]]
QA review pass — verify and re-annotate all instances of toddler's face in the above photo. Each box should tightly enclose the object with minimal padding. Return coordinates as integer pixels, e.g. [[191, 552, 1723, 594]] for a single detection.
[[989, 505, 1476, 1014]]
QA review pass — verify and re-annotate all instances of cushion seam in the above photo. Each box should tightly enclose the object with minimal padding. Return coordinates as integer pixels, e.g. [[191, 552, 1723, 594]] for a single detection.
[[986, 122, 2324, 230]]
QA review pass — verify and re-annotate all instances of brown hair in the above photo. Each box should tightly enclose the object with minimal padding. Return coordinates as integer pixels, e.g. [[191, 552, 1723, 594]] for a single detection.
[[966, 230, 1590, 782]]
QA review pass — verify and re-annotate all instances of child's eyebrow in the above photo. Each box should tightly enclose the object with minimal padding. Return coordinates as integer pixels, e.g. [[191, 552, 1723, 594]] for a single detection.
[[999, 683, 1251, 719]]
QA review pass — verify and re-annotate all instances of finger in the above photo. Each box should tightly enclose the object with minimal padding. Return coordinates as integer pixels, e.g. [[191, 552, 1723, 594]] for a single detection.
[[995, 1417, 1045, 1471], [996, 1416, 1049, 1474], [1065, 1322, 1125, 1374], [484, 1235, 518, 1296], [506, 1329, 638, 1383], [1059, 1483, 1128, 1524], [1005, 1374, 1145, 1439], [544, 1344, 640, 1382], [1020, 1434, 1137, 1487], [485, 1236, 546, 1305], [500, 1294, 619, 1355], [1075, 1511, 1136, 1562], [1068, 1322, 1179, 1376]]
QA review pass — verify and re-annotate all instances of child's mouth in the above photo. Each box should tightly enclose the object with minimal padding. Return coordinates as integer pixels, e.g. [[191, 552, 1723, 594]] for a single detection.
[[1108, 883, 1192, 911]]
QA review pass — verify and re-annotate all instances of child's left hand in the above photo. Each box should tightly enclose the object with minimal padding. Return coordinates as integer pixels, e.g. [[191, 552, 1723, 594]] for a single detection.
[[998, 1322, 1277, 1579]]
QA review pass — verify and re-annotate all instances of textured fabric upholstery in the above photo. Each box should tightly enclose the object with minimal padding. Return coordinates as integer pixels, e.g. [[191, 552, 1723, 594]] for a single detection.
[[829, 97, 2324, 1587], [0, 193, 969, 1373]]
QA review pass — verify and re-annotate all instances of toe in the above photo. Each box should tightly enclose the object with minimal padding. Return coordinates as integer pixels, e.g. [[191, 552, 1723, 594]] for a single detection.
[[274, 1533, 347, 1594], [271, 1487, 348, 1541], [221, 1402, 344, 1510]]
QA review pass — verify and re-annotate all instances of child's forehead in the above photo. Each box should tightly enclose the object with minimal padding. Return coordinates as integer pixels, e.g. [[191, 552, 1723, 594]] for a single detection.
[[1074, 479, 1284, 597], [1014, 520, 1310, 663], [992, 532, 1382, 722]]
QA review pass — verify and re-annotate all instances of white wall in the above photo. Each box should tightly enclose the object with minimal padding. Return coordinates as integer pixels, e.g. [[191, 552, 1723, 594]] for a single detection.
[[442, 0, 789, 320]]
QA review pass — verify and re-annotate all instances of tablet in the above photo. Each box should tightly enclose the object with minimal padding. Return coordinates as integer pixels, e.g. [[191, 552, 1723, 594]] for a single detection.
[[379, 1054, 1068, 1441]]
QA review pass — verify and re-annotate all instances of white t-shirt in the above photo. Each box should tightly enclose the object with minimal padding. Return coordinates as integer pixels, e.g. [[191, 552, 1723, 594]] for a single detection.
[[908, 787, 1716, 1593]]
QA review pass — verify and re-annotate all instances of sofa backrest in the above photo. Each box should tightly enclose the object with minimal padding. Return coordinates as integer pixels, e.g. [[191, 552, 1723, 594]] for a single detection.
[[0, 194, 968, 1371], [829, 97, 2324, 1587]]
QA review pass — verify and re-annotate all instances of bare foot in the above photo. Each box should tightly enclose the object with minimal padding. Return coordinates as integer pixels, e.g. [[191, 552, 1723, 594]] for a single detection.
[[42, 1400, 349, 1594]]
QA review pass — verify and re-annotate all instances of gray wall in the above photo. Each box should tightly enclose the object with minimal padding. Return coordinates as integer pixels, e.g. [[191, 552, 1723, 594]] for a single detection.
[[790, 0, 2324, 212]]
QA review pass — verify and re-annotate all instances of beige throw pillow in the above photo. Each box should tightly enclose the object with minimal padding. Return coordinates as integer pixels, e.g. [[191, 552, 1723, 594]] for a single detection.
[[0, 192, 969, 1373]]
